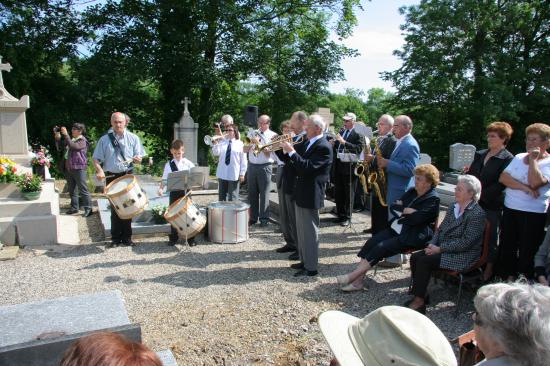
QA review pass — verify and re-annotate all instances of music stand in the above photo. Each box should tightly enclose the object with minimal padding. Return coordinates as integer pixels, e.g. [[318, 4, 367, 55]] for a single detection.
[[165, 169, 206, 247], [338, 147, 360, 234]]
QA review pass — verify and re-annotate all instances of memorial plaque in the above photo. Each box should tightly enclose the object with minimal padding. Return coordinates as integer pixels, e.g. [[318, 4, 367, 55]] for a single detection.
[[449, 143, 476, 171]]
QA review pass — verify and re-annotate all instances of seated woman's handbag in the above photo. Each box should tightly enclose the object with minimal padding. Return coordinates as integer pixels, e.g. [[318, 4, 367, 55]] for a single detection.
[[453, 330, 485, 366]]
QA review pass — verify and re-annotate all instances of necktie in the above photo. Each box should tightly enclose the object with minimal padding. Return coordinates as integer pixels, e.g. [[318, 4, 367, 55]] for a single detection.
[[339, 130, 349, 153], [225, 140, 232, 165]]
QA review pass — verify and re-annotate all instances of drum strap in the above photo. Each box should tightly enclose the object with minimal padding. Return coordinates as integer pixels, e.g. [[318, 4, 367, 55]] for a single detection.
[[169, 160, 178, 172], [107, 132, 133, 170]]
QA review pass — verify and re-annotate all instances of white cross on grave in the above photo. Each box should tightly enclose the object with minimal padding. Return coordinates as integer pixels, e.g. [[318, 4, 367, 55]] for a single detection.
[[0, 56, 13, 88], [181, 97, 191, 116]]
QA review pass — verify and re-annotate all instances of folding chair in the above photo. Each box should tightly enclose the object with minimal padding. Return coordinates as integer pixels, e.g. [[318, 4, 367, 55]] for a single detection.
[[434, 220, 491, 317]]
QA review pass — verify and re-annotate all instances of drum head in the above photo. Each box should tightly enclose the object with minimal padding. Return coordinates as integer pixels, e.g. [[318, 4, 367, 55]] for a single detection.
[[207, 201, 250, 210], [106, 175, 134, 195]]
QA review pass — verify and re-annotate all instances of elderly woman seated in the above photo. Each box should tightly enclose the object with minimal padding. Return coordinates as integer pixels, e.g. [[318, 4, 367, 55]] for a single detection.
[[473, 282, 550, 366], [405, 174, 486, 313], [336, 164, 440, 292]]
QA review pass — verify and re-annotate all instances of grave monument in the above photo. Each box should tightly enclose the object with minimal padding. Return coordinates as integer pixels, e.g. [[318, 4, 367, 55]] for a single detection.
[[173, 97, 198, 165]]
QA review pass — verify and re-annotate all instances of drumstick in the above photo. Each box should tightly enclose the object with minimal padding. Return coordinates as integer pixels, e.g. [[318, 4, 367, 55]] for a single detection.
[[182, 189, 192, 200]]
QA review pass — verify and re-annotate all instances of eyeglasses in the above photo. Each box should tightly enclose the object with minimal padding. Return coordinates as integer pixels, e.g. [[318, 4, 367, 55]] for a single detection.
[[525, 137, 544, 143], [472, 311, 483, 326], [226, 129, 234, 132]]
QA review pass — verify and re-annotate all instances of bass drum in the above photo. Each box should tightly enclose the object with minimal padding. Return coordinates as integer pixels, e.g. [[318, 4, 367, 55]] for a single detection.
[[164, 196, 206, 239], [207, 201, 250, 243], [105, 174, 148, 219]]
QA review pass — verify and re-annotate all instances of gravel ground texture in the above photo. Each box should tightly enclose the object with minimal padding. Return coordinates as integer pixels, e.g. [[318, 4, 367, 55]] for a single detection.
[[0, 189, 477, 365]]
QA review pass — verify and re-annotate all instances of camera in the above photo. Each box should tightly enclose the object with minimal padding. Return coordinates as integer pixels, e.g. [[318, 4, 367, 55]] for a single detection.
[[53, 126, 61, 133]]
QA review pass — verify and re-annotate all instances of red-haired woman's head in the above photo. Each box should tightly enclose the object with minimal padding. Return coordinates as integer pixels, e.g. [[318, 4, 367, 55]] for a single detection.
[[60, 332, 162, 366]]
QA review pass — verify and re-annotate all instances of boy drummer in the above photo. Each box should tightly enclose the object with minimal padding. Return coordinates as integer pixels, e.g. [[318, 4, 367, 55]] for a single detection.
[[158, 139, 196, 245]]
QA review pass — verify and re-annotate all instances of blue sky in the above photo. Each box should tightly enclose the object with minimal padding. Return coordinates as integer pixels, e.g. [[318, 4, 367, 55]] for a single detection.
[[328, 0, 420, 95]]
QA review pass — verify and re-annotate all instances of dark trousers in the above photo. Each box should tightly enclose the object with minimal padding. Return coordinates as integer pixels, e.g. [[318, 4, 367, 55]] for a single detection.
[[334, 172, 357, 220], [497, 207, 547, 279], [67, 169, 91, 210], [358, 228, 422, 266], [410, 251, 442, 299], [483, 208, 502, 264], [370, 193, 389, 234], [169, 190, 188, 242], [106, 171, 132, 243]]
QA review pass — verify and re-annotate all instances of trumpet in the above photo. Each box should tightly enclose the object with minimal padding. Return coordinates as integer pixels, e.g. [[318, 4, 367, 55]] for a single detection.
[[252, 134, 304, 156], [204, 134, 226, 146]]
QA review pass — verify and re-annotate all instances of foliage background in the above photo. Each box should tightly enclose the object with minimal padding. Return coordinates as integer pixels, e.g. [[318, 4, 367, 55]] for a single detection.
[[1, 0, 548, 171]]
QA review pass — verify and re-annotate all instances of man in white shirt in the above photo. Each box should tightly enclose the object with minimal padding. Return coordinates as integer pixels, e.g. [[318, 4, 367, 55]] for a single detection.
[[244, 115, 277, 227], [212, 125, 247, 201]]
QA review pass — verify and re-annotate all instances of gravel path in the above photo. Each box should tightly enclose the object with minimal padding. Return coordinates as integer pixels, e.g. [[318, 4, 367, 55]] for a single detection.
[[0, 194, 476, 365]]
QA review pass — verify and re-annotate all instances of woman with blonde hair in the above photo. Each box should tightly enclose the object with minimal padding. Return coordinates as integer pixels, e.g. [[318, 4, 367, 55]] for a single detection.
[[336, 164, 440, 292], [497, 122, 550, 280]]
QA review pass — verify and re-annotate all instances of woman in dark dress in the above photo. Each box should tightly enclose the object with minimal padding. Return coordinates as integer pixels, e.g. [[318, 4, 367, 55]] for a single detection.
[[466, 122, 513, 281], [336, 164, 440, 292]]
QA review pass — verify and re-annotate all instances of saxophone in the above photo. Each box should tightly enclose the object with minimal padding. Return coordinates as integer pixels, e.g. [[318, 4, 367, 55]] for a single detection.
[[354, 136, 370, 193], [368, 137, 388, 207]]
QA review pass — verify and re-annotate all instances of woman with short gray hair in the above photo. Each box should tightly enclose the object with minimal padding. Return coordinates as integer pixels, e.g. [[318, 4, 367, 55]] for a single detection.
[[473, 282, 550, 366], [404, 175, 486, 313]]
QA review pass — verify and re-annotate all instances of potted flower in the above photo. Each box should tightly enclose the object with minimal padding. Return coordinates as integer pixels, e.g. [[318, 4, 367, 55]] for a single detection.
[[16, 173, 42, 200], [30, 147, 52, 180], [151, 204, 168, 224], [0, 156, 19, 198]]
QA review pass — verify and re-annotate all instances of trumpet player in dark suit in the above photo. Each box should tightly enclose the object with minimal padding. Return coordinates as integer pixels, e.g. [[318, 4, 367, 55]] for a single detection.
[[274, 111, 308, 259], [281, 114, 333, 277], [362, 114, 397, 234], [330, 112, 363, 226]]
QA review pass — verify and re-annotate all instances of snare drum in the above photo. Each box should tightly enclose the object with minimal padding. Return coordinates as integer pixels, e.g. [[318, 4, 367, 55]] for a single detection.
[[105, 174, 148, 219], [164, 196, 206, 239], [207, 201, 250, 243]]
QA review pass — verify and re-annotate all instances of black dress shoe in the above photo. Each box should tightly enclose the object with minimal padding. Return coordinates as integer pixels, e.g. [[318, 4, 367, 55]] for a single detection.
[[290, 262, 304, 269], [188, 238, 197, 247], [121, 240, 136, 247], [332, 217, 346, 224], [259, 221, 269, 227], [288, 251, 300, 260], [66, 208, 79, 215], [294, 269, 318, 277], [276, 245, 294, 253], [83, 208, 93, 217], [411, 304, 426, 314], [363, 227, 373, 234], [340, 220, 350, 227]]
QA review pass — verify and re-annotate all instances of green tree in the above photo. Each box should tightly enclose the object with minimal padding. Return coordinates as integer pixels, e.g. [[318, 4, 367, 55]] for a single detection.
[[383, 0, 549, 166]]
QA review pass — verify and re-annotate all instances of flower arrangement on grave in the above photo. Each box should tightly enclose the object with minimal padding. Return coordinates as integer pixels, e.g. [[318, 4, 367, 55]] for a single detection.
[[17, 172, 42, 192], [30, 147, 52, 168], [0, 156, 18, 184], [151, 204, 168, 224]]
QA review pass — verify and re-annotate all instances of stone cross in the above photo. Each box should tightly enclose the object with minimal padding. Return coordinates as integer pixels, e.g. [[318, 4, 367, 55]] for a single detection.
[[0, 56, 13, 88], [181, 97, 191, 116]]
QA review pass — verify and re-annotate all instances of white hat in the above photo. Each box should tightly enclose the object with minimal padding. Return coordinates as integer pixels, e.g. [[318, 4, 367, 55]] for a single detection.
[[319, 306, 457, 366], [343, 112, 357, 121]]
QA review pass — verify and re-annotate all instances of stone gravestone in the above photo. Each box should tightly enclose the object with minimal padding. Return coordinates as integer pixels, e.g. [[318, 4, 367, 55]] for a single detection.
[[0, 290, 177, 366], [0, 56, 32, 165], [173, 97, 198, 165], [316, 107, 334, 130], [449, 143, 476, 171]]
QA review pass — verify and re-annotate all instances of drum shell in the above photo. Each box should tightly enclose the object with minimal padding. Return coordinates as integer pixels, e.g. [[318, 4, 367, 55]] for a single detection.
[[105, 174, 148, 220], [165, 196, 206, 239], [207, 201, 249, 243]]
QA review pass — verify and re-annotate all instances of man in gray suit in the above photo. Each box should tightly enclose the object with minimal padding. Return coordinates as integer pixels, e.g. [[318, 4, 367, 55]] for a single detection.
[[281, 114, 333, 276]]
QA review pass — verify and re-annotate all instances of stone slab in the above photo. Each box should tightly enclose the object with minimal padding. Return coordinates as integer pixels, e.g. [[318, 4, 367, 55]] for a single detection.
[[56, 215, 80, 245], [0, 290, 130, 348], [0, 324, 141, 366], [156, 349, 179, 366], [0, 245, 18, 260]]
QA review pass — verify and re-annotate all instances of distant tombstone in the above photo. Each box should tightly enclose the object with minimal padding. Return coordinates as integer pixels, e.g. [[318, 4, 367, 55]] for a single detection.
[[418, 153, 432, 165], [173, 97, 199, 164], [316, 107, 334, 130], [0, 56, 31, 165], [449, 143, 476, 171]]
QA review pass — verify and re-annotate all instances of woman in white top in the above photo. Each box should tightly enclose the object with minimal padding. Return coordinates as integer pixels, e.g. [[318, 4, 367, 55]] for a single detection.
[[498, 123, 550, 280], [212, 124, 247, 201]]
